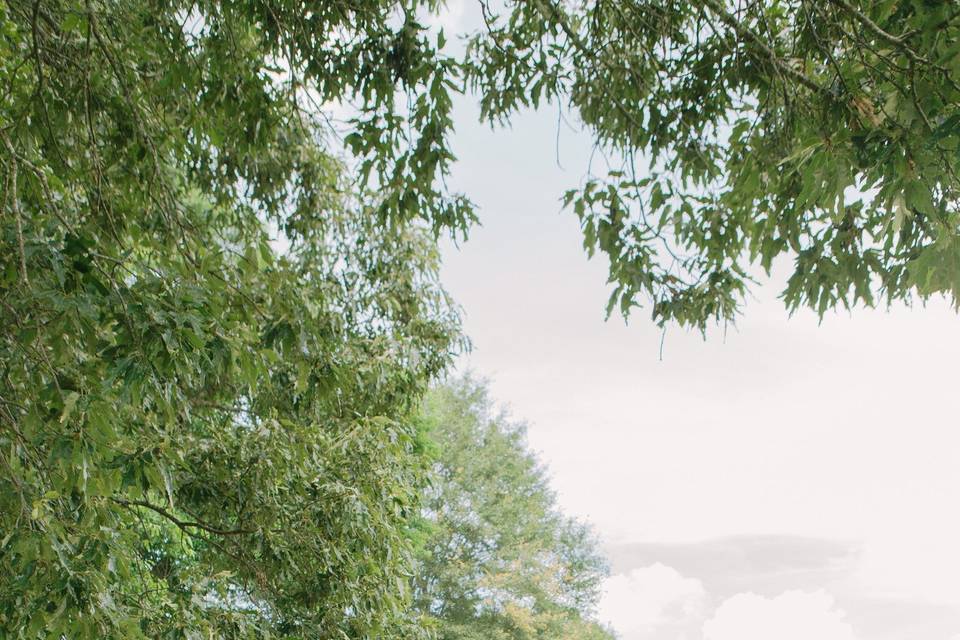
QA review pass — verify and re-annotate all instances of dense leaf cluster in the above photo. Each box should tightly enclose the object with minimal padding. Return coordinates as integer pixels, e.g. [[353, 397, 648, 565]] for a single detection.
[[468, 0, 960, 328], [0, 0, 462, 637]]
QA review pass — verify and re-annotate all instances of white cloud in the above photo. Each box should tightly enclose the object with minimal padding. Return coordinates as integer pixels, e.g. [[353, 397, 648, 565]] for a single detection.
[[597, 564, 707, 640], [703, 590, 856, 640]]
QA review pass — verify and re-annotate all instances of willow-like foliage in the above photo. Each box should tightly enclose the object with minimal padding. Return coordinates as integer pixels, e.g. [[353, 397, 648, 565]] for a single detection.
[[0, 1, 462, 637]]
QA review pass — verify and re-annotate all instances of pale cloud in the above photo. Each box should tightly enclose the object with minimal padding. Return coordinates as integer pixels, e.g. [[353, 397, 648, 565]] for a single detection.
[[598, 564, 707, 640], [702, 590, 856, 640], [604, 535, 857, 598], [852, 508, 960, 605]]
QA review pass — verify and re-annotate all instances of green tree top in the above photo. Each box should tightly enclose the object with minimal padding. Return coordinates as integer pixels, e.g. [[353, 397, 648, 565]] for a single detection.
[[413, 376, 614, 640]]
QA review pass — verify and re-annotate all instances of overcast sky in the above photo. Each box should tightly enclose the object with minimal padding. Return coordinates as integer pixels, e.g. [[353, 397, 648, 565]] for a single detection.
[[430, 3, 960, 639]]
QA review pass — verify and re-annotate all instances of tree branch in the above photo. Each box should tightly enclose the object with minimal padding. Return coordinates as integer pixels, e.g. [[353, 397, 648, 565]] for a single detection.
[[828, 0, 926, 64], [1, 133, 29, 285], [112, 497, 255, 536], [701, 0, 829, 97]]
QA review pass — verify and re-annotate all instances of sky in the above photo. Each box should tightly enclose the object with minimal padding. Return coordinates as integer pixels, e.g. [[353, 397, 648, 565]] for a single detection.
[[429, 3, 960, 639]]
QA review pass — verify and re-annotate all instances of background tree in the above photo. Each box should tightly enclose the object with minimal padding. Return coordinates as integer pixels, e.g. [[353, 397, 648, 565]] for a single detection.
[[412, 377, 614, 640], [467, 0, 960, 329]]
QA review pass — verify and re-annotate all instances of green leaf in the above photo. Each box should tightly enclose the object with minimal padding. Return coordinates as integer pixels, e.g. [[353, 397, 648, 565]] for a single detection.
[[60, 392, 80, 424]]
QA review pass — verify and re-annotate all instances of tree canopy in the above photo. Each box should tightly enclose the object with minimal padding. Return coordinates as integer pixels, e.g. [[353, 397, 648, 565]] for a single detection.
[[412, 377, 613, 640], [467, 0, 960, 328], [6, 1, 959, 335]]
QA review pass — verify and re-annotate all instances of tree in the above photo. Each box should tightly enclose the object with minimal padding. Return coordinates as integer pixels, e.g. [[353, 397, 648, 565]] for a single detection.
[[411, 377, 614, 640], [0, 0, 464, 637], [466, 0, 960, 328]]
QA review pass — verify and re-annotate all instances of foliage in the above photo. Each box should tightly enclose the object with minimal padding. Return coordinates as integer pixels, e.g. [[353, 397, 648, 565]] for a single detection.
[[466, 0, 960, 329], [5, 0, 958, 636], [412, 377, 614, 640], [0, 0, 464, 637]]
